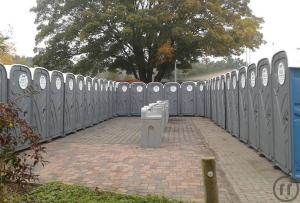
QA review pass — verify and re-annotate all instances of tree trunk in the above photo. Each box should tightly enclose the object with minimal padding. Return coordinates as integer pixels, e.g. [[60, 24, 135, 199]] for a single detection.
[[154, 62, 171, 82]]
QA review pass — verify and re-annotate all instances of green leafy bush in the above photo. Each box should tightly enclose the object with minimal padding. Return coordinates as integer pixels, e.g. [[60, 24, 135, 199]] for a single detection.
[[23, 182, 183, 203]]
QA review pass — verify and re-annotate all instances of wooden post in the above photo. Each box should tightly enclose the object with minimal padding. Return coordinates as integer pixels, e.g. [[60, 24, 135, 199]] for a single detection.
[[202, 157, 219, 203]]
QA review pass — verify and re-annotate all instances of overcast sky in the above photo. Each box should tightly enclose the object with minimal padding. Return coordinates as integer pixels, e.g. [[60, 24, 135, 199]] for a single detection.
[[1, 0, 300, 64]]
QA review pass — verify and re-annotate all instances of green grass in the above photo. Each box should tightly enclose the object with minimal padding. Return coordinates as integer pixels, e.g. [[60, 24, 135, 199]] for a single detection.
[[21, 182, 183, 203]]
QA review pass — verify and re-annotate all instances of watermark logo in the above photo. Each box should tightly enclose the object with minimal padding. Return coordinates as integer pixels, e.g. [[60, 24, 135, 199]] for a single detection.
[[273, 176, 299, 202]]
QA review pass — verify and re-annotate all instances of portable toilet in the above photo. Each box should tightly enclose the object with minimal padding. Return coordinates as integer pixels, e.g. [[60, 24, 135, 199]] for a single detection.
[[231, 70, 239, 138], [49, 70, 64, 138], [164, 82, 180, 116], [196, 81, 205, 117], [238, 67, 248, 143], [147, 82, 164, 105], [5, 64, 32, 150], [130, 82, 146, 116], [205, 80, 211, 119], [84, 76, 93, 127], [225, 73, 232, 133], [257, 58, 273, 160], [63, 73, 76, 134], [117, 82, 130, 116], [180, 81, 196, 116], [0, 64, 7, 102], [30, 67, 50, 142], [247, 64, 259, 150], [92, 78, 100, 124], [75, 75, 85, 130]]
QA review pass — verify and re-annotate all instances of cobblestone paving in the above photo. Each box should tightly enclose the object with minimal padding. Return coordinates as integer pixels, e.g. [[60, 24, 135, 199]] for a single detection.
[[35, 117, 298, 202]]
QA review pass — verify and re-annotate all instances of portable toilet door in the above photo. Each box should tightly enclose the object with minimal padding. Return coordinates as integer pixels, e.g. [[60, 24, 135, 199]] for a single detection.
[[108, 81, 113, 119], [84, 76, 93, 127], [30, 67, 50, 142], [113, 81, 118, 117], [111, 81, 116, 117], [196, 81, 205, 117], [0, 64, 7, 102], [49, 71, 64, 139], [117, 82, 130, 116], [215, 77, 221, 125], [181, 81, 196, 116], [225, 73, 232, 133], [231, 70, 239, 138], [5, 64, 32, 150], [238, 67, 248, 143], [211, 78, 216, 122], [75, 75, 85, 130], [147, 82, 164, 105], [205, 80, 211, 119], [102, 79, 109, 120], [164, 82, 180, 116], [97, 79, 103, 122], [247, 64, 259, 150], [257, 58, 273, 160], [219, 75, 226, 129], [130, 82, 146, 116], [271, 51, 291, 173], [63, 73, 76, 134], [92, 78, 100, 125]]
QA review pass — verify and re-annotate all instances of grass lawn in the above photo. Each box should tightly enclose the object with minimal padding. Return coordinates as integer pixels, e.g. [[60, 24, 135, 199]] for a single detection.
[[17, 182, 183, 203]]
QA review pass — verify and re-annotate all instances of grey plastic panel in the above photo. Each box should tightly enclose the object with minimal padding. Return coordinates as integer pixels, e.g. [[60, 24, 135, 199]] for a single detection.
[[130, 82, 146, 116], [196, 81, 205, 117], [0, 64, 7, 102], [180, 81, 196, 116], [99, 79, 105, 122], [225, 73, 232, 132], [164, 82, 180, 116], [6, 65, 32, 150], [147, 82, 164, 105], [102, 80, 109, 120], [211, 78, 217, 122], [238, 67, 248, 143], [112, 82, 117, 117], [108, 81, 113, 119], [97, 79, 103, 122], [84, 77, 93, 127], [49, 71, 64, 138], [205, 80, 211, 119], [257, 58, 273, 160], [247, 64, 259, 149], [64, 73, 76, 134], [92, 78, 100, 124], [219, 75, 226, 129], [75, 75, 85, 130], [31, 68, 50, 142], [231, 70, 239, 138], [116, 82, 130, 116], [271, 51, 291, 173], [215, 77, 221, 125]]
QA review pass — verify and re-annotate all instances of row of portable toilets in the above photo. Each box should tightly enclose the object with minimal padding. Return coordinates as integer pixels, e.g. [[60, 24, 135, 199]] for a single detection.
[[0, 63, 205, 150], [204, 51, 300, 180], [0, 51, 299, 180]]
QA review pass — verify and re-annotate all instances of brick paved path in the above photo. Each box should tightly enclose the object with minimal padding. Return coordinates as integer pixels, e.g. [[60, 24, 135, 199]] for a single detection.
[[35, 117, 298, 202]]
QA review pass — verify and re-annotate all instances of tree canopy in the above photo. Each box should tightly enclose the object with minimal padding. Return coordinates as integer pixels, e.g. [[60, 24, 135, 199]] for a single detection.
[[0, 32, 14, 64], [32, 0, 263, 82]]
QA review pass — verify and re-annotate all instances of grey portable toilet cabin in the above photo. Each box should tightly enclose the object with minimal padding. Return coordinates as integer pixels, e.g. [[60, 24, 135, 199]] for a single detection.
[[215, 76, 221, 125], [98, 79, 105, 122], [225, 72, 232, 133], [130, 82, 146, 116], [5, 64, 32, 150], [257, 58, 273, 160], [30, 67, 50, 142], [271, 51, 291, 173], [49, 70, 64, 138], [164, 82, 180, 116], [180, 81, 196, 116], [196, 81, 205, 117], [97, 79, 103, 122], [238, 67, 248, 143], [205, 80, 211, 119], [92, 78, 100, 124], [102, 79, 109, 120], [84, 76, 93, 127], [116, 82, 130, 116], [247, 64, 259, 150], [219, 75, 226, 129], [75, 75, 85, 130], [230, 70, 239, 138], [0, 64, 7, 102], [63, 73, 76, 134], [211, 78, 216, 122], [108, 80, 113, 119], [147, 82, 164, 105], [112, 81, 117, 117]]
